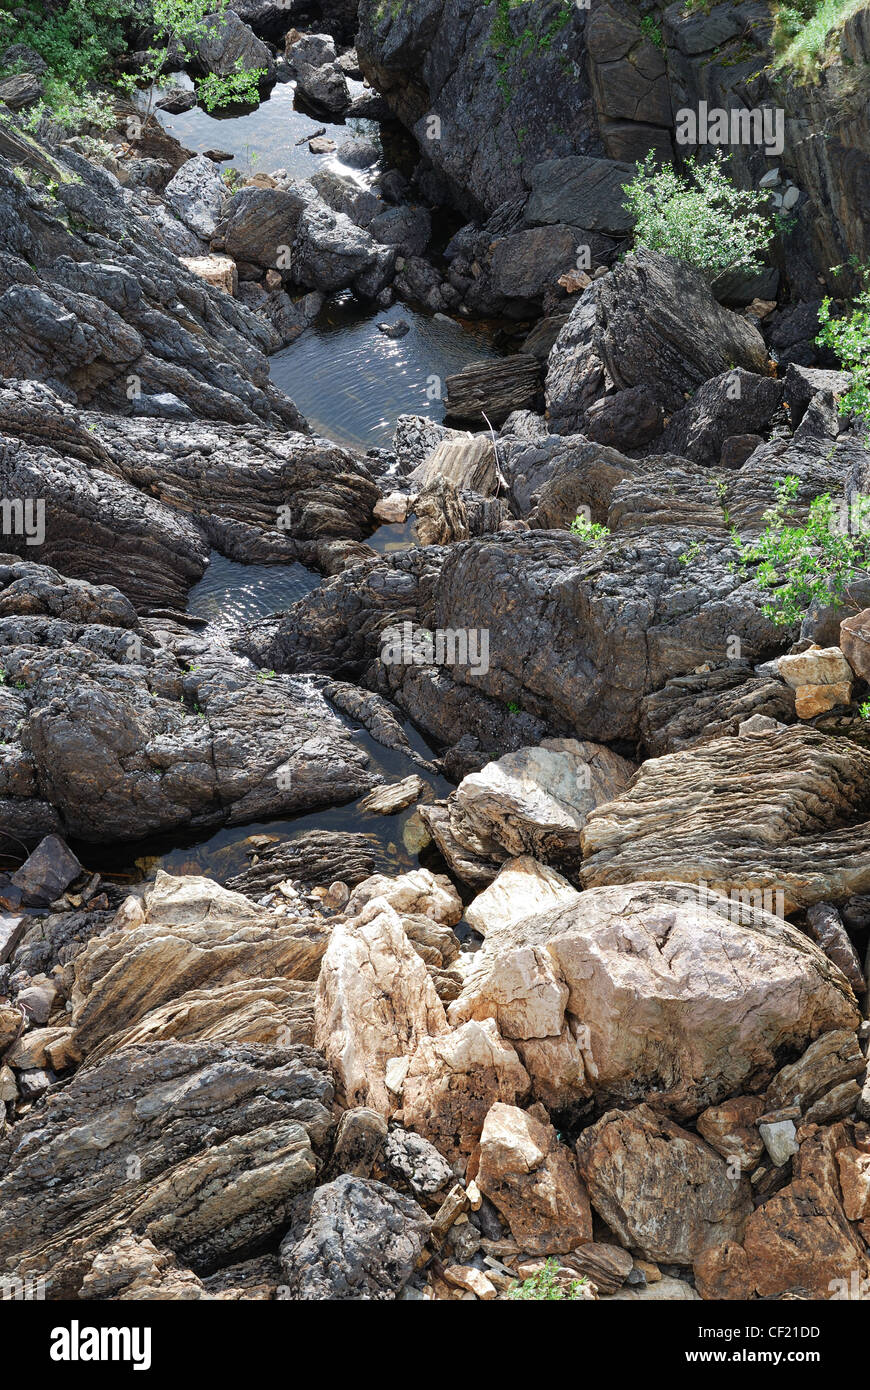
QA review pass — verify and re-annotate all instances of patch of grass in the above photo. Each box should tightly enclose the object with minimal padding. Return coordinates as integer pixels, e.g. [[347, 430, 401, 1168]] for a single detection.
[[507, 1259, 590, 1300], [772, 0, 865, 80], [816, 267, 870, 437]]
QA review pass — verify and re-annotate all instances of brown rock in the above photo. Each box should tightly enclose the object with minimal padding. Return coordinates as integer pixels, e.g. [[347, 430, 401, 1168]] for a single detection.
[[836, 1147, 870, 1221], [840, 608, 870, 683], [696, 1096, 766, 1171], [476, 1102, 593, 1255], [575, 1105, 752, 1264]]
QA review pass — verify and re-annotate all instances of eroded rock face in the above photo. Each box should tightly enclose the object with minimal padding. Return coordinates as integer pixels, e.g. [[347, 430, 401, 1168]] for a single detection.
[[0, 1041, 333, 1296], [580, 727, 870, 910], [465, 857, 580, 937], [476, 1102, 593, 1255], [279, 1175, 431, 1301], [575, 1105, 753, 1264], [450, 882, 858, 1118]]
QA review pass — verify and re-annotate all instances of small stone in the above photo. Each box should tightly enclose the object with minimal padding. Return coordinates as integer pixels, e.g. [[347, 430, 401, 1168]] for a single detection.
[[739, 714, 787, 736], [442, 1264, 497, 1299], [373, 492, 411, 524], [758, 1119, 799, 1166]]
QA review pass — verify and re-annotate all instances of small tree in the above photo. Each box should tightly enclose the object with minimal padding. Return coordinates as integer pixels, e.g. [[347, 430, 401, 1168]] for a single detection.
[[733, 474, 870, 625], [622, 151, 775, 276], [123, 0, 266, 120]]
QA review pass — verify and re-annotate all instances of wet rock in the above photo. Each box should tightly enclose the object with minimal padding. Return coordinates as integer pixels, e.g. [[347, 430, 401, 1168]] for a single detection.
[[0, 1041, 333, 1295], [450, 882, 858, 1118], [575, 1105, 752, 1264], [227, 830, 393, 895], [10, 834, 81, 907], [477, 1102, 593, 1255], [581, 728, 870, 911], [279, 1174, 430, 1300]]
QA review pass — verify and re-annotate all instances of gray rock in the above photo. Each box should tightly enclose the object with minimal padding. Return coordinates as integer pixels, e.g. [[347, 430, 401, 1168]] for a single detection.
[[10, 834, 81, 907], [524, 155, 636, 235], [384, 1129, 453, 1196], [279, 1174, 431, 1299], [164, 155, 228, 240]]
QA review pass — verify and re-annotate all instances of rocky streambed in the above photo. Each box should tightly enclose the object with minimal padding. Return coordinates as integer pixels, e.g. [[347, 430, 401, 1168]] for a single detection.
[[0, 0, 869, 1311]]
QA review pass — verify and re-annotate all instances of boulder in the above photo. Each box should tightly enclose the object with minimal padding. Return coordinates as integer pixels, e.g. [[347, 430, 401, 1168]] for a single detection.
[[164, 156, 228, 240], [10, 834, 81, 906], [384, 1129, 453, 1197], [190, 9, 275, 83], [477, 1103, 593, 1255], [580, 727, 870, 911], [840, 608, 870, 683], [575, 1105, 752, 1264], [465, 856, 580, 937], [279, 1175, 430, 1300], [450, 882, 859, 1118]]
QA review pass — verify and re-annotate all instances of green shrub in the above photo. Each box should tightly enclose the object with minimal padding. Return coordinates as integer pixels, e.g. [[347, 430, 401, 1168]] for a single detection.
[[733, 475, 870, 626], [816, 276, 870, 437], [507, 1259, 590, 1301], [570, 514, 611, 546], [772, 0, 865, 80], [622, 151, 775, 276]]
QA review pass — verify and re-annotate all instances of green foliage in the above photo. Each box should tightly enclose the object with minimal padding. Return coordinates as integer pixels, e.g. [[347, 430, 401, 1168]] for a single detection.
[[679, 540, 702, 566], [816, 277, 870, 437], [733, 475, 870, 626], [570, 514, 611, 546], [640, 13, 664, 48], [484, 0, 573, 100], [197, 60, 266, 113], [0, 0, 130, 88], [772, 0, 865, 80], [507, 699, 521, 714], [860, 699, 870, 719], [622, 151, 775, 275], [507, 1259, 590, 1301]]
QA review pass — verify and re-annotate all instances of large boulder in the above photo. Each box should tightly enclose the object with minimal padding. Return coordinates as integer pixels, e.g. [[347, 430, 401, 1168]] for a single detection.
[[546, 250, 770, 431], [575, 1105, 753, 1263], [476, 1102, 593, 1254], [450, 881, 859, 1117], [164, 155, 228, 241], [189, 9, 276, 83], [581, 727, 870, 910]]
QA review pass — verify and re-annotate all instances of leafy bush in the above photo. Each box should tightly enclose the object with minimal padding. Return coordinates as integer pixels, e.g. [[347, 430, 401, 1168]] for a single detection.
[[733, 475, 870, 625], [816, 276, 870, 436], [622, 151, 775, 275], [507, 1259, 590, 1301], [570, 514, 611, 546]]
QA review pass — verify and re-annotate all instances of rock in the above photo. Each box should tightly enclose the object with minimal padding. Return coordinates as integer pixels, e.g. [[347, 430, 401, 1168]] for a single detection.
[[547, 250, 769, 430], [575, 1105, 752, 1264], [450, 882, 859, 1119], [525, 156, 636, 235], [580, 728, 870, 912], [477, 1103, 593, 1255], [10, 834, 81, 907], [805, 903, 867, 996], [410, 436, 498, 495], [378, 317, 410, 338], [0, 913, 25, 964], [696, 1097, 766, 1172], [178, 254, 238, 296], [227, 831, 393, 896], [296, 63, 351, 116], [764, 1030, 867, 1116], [164, 156, 228, 240], [155, 86, 197, 114], [370, 204, 431, 257], [79, 1234, 212, 1301], [344, 869, 462, 927], [279, 1175, 430, 1300], [358, 775, 424, 815], [384, 1129, 453, 1196], [0, 72, 43, 110], [328, 1107, 388, 1179], [759, 1119, 800, 1167], [563, 1242, 632, 1295], [639, 665, 795, 756], [445, 356, 543, 428], [293, 199, 394, 296], [837, 1147, 870, 1222], [465, 857, 580, 937], [401, 1018, 530, 1163], [441, 1263, 497, 1299], [778, 644, 853, 718], [661, 369, 784, 467], [610, 1275, 700, 1301], [190, 9, 275, 83], [219, 185, 309, 267], [313, 898, 447, 1116], [840, 608, 870, 683], [582, 384, 663, 451], [437, 739, 636, 879], [373, 492, 410, 524], [0, 1042, 333, 1295]]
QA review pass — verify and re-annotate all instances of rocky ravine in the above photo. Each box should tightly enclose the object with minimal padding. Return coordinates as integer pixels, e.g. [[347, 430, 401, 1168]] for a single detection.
[[0, 0, 869, 1306]]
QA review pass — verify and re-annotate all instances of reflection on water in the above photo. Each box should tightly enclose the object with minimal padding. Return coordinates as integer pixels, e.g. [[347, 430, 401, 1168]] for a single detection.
[[186, 552, 321, 628], [155, 80, 378, 179], [270, 301, 505, 451]]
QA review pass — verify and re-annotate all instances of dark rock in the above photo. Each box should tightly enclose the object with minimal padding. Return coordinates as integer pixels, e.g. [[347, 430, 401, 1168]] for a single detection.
[[227, 830, 394, 895], [445, 355, 543, 427], [10, 834, 81, 907], [279, 1174, 430, 1300], [583, 384, 663, 451], [661, 369, 784, 467], [0, 73, 43, 111]]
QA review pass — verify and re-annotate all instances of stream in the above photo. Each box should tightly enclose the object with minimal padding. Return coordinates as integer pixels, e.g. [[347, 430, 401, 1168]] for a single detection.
[[110, 87, 505, 891]]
